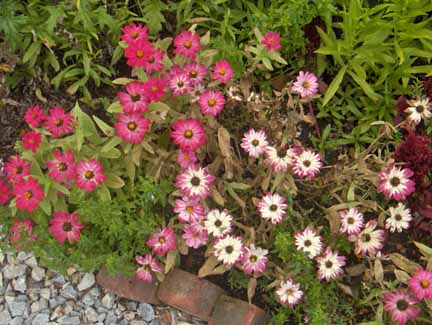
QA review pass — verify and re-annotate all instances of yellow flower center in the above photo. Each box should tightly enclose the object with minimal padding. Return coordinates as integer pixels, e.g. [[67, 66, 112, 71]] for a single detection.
[[136, 50, 144, 58], [219, 69, 226, 76], [24, 191, 33, 199], [421, 279, 430, 288], [184, 40, 192, 49], [184, 130, 193, 139], [186, 206, 194, 214], [127, 122, 137, 131], [208, 98, 216, 107], [302, 81, 310, 88], [84, 170, 94, 179]]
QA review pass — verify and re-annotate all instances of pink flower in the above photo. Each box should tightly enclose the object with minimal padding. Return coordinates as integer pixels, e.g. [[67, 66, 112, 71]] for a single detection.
[[349, 220, 384, 256], [174, 197, 205, 223], [146, 227, 177, 256], [135, 254, 162, 283], [121, 22, 148, 44], [261, 32, 281, 51], [143, 48, 165, 74], [49, 211, 84, 244], [177, 150, 197, 170], [241, 245, 268, 276], [24, 105, 46, 128], [44, 106, 74, 138], [384, 289, 420, 325], [339, 208, 364, 235], [173, 30, 201, 58], [276, 279, 303, 307], [124, 39, 154, 67], [12, 177, 44, 212], [143, 76, 165, 102], [22, 131, 42, 153], [175, 164, 215, 199], [212, 60, 234, 84], [0, 179, 10, 204], [292, 71, 319, 98], [170, 118, 206, 152], [75, 159, 106, 192], [47, 150, 76, 183], [182, 223, 208, 249], [4, 155, 30, 182], [377, 165, 415, 201], [264, 146, 301, 173], [115, 113, 151, 144], [168, 71, 192, 96], [408, 268, 432, 301], [292, 149, 323, 179], [184, 62, 207, 85], [117, 81, 148, 113], [258, 192, 288, 224], [10, 219, 36, 244], [316, 247, 346, 282], [199, 90, 226, 116], [240, 129, 269, 158]]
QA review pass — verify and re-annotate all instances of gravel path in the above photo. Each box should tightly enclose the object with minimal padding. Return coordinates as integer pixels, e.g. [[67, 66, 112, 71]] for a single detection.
[[0, 251, 206, 325]]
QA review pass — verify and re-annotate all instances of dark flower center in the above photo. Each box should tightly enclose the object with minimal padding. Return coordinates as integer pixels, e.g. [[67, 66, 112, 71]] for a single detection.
[[148, 57, 155, 64], [277, 150, 286, 158], [396, 299, 408, 311], [208, 98, 216, 107], [191, 176, 200, 186], [58, 162, 68, 171], [395, 214, 402, 221], [158, 236, 166, 244], [286, 289, 293, 296], [269, 204, 278, 211], [215, 220, 222, 227], [390, 177, 400, 187], [131, 31, 139, 39], [421, 279, 430, 288], [177, 80, 184, 88], [325, 261, 333, 268], [251, 139, 259, 146], [144, 265, 151, 272], [225, 245, 234, 254], [416, 105, 424, 113], [131, 93, 141, 102], [302, 81, 310, 88], [249, 255, 258, 263], [303, 160, 311, 167], [127, 121, 137, 131], [304, 240, 312, 247], [63, 222, 72, 232], [14, 166, 23, 174], [184, 40, 192, 49], [24, 191, 33, 199], [190, 70, 197, 78], [136, 50, 144, 58], [347, 217, 355, 225], [362, 233, 371, 242], [54, 118, 64, 127], [184, 130, 193, 139], [186, 206, 194, 214], [84, 170, 94, 180]]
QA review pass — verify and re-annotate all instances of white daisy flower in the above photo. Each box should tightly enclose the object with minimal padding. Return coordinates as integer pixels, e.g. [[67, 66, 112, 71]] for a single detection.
[[240, 129, 269, 158], [386, 203, 412, 233], [190, 83, 205, 103], [204, 209, 233, 238], [213, 235, 244, 266], [175, 165, 215, 199], [264, 146, 300, 173], [316, 247, 346, 282], [294, 227, 322, 258], [405, 97, 432, 125], [257, 192, 288, 224], [292, 149, 323, 179], [276, 279, 303, 307], [339, 208, 364, 235], [349, 220, 384, 256]]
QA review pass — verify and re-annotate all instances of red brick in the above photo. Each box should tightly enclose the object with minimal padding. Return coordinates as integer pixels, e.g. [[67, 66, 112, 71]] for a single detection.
[[96, 268, 160, 305], [157, 269, 225, 320], [209, 294, 269, 325]]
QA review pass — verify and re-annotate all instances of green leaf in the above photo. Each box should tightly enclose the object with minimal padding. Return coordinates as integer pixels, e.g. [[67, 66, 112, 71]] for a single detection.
[[105, 174, 125, 189], [347, 70, 381, 102], [262, 58, 273, 71], [107, 102, 123, 113], [93, 116, 113, 136], [112, 78, 134, 85], [322, 66, 347, 106], [23, 42, 41, 64], [83, 51, 90, 76], [101, 137, 123, 153]]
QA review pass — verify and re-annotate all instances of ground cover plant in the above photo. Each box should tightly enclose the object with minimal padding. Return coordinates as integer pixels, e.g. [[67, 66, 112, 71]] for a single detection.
[[2, 1, 432, 324]]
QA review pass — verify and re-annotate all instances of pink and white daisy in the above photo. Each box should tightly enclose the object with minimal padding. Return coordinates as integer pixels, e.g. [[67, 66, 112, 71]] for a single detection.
[[146, 227, 177, 256], [143, 76, 166, 102], [377, 166, 415, 201], [213, 235, 244, 266], [339, 208, 364, 235], [170, 118, 206, 152], [386, 203, 412, 233], [241, 244, 268, 276], [292, 149, 323, 179], [47, 150, 76, 183], [408, 268, 432, 301], [175, 165, 215, 199], [12, 177, 44, 212], [211, 60, 234, 84], [294, 227, 322, 258], [135, 254, 162, 283], [292, 71, 319, 98], [184, 62, 207, 85], [22, 131, 42, 153], [177, 150, 197, 170], [24, 105, 46, 128], [173, 30, 201, 58], [384, 289, 420, 325], [204, 209, 233, 238], [115, 113, 151, 144], [199, 90, 226, 116], [182, 223, 208, 249], [48, 211, 84, 244], [117, 81, 148, 114], [168, 72, 192, 96], [0, 180, 10, 204], [261, 32, 281, 52], [190, 84, 206, 103], [121, 22, 148, 44], [316, 247, 346, 282], [240, 129, 268, 158], [44, 106, 74, 138], [143, 48, 165, 74], [257, 193, 288, 224], [10, 219, 36, 244], [124, 39, 154, 67], [4, 155, 30, 182], [349, 220, 384, 256], [75, 159, 106, 192], [405, 97, 432, 125], [264, 146, 301, 173], [174, 197, 205, 223], [276, 279, 303, 307]]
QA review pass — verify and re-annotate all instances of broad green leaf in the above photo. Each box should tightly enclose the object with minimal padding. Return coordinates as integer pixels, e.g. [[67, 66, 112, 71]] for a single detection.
[[23, 42, 41, 64], [322, 66, 347, 106], [112, 78, 134, 85], [105, 174, 125, 189], [93, 116, 113, 136], [347, 70, 381, 102], [101, 137, 123, 153]]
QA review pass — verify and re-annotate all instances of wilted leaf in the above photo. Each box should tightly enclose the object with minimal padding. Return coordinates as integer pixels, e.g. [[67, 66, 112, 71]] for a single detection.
[[198, 256, 220, 278], [389, 253, 421, 274], [394, 269, 410, 284], [211, 187, 225, 206], [165, 250, 177, 274], [247, 278, 257, 304], [337, 282, 354, 297], [104, 174, 125, 189], [346, 264, 366, 277], [217, 127, 234, 179], [374, 259, 384, 283], [414, 241, 432, 259]]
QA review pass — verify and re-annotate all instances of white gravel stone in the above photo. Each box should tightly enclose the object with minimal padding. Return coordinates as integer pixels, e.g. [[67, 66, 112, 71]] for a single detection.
[[58, 315, 81, 325], [12, 277, 26, 293], [77, 273, 95, 291], [24, 256, 38, 268], [101, 293, 115, 309], [137, 303, 155, 322], [0, 309, 12, 324], [39, 288, 50, 300], [131, 320, 147, 325], [123, 311, 136, 320], [3, 264, 27, 280], [31, 267, 45, 282], [8, 300, 27, 317], [32, 313, 49, 325], [30, 298, 48, 313], [84, 306, 98, 322]]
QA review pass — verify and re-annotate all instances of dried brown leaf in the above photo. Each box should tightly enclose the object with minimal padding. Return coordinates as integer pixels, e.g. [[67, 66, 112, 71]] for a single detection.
[[164, 250, 177, 274], [247, 278, 257, 304], [346, 264, 366, 277], [394, 269, 410, 284], [374, 259, 384, 283], [217, 126, 234, 179], [198, 256, 222, 278], [389, 253, 421, 274]]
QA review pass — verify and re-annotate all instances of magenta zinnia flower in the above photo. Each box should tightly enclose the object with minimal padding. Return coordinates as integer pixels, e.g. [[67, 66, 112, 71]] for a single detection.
[[182, 223, 208, 249], [44, 106, 74, 138], [212, 60, 234, 84], [75, 159, 106, 192], [135, 254, 162, 283], [13, 177, 44, 212], [170, 118, 206, 152], [146, 227, 177, 256], [261, 32, 281, 51], [49, 211, 84, 244], [0, 179, 11, 204], [143, 76, 166, 102], [124, 39, 154, 67], [377, 165, 415, 201], [22, 131, 42, 153], [24, 105, 46, 128], [177, 150, 197, 170], [4, 155, 30, 182], [292, 71, 319, 98], [10, 219, 36, 245], [199, 90, 226, 116], [408, 268, 432, 301], [175, 164, 215, 199], [241, 244, 268, 276], [117, 81, 148, 114], [47, 150, 76, 183], [168, 71, 192, 96], [384, 289, 420, 325], [173, 30, 201, 58], [143, 48, 165, 74], [120, 22, 148, 44], [184, 62, 207, 86], [174, 197, 205, 223], [115, 113, 151, 144]]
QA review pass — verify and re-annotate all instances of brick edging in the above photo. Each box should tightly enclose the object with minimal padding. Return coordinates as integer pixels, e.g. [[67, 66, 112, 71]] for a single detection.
[[96, 268, 269, 325]]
